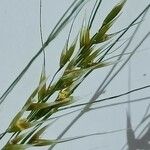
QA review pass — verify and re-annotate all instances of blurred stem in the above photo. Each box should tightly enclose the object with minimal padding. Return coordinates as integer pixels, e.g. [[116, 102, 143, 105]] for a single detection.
[[40, 0, 46, 68]]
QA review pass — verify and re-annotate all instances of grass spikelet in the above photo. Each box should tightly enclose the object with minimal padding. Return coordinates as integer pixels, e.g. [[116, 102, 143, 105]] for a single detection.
[[102, 0, 127, 26]]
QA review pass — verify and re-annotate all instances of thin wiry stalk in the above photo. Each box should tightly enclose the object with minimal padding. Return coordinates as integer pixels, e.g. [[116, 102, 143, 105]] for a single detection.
[[100, 47, 150, 62], [58, 84, 150, 111], [50, 128, 126, 144], [0, 132, 7, 140], [127, 62, 131, 112], [46, 96, 150, 122], [40, 0, 46, 68], [48, 6, 150, 149], [47, 68, 61, 90], [40, 0, 44, 46], [90, 97, 150, 112], [88, 0, 102, 29]]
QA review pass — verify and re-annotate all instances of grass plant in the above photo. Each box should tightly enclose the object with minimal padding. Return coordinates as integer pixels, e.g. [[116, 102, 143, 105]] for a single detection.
[[0, 0, 150, 149]]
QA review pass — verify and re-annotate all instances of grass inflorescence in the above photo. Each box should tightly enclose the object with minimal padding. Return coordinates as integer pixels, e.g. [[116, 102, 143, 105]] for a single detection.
[[0, 0, 150, 150]]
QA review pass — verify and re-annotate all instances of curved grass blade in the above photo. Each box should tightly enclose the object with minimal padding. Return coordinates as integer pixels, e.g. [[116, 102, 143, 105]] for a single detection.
[[88, 0, 102, 29]]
